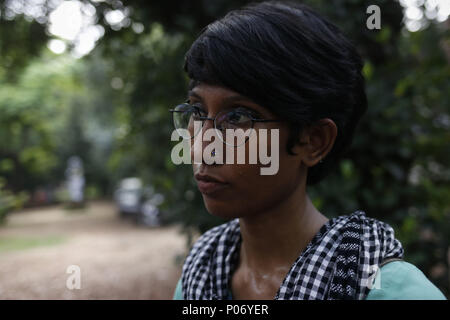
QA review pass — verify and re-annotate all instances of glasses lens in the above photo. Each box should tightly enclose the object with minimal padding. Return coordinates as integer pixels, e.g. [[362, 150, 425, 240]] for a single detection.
[[173, 103, 203, 138], [216, 109, 253, 147]]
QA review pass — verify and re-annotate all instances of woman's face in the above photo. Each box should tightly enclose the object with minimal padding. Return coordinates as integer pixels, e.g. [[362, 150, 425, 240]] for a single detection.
[[188, 83, 311, 219]]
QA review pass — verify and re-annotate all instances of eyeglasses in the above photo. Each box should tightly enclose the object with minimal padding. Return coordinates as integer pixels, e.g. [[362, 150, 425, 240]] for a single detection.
[[169, 102, 281, 147]]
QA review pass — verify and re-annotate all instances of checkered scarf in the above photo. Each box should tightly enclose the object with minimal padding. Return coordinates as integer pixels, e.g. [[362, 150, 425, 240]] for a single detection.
[[181, 210, 404, 300]]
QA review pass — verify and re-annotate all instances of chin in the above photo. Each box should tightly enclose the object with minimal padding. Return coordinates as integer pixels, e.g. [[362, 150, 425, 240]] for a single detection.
[[202, 195, 242, 220]]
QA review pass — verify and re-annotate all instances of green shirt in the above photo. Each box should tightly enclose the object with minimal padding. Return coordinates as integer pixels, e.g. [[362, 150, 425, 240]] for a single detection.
[[173, 261, 446, 300]]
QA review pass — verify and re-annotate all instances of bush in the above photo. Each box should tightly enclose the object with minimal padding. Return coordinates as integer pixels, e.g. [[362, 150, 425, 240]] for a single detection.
[[0, 178, 28, 225]]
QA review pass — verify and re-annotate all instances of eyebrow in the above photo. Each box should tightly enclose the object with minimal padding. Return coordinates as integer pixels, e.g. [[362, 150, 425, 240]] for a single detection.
[[187, 90, 252, 104]]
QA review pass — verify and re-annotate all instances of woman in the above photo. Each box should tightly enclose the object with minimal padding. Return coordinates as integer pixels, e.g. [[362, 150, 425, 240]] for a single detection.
[[171, 1, 445, 300]]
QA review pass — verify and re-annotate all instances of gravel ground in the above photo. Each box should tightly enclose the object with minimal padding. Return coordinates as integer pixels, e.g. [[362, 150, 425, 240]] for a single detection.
[[0, 201, 188, 300]]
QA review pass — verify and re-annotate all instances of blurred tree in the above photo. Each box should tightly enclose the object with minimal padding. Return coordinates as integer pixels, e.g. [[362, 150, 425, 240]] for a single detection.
[[0, 12, 47, 82], [0, 54, 74, 192], [0, 50, 118, 205]]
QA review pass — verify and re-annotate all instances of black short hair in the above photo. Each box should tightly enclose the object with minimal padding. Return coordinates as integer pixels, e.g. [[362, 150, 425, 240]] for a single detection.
[[183, 1, 368, 185]]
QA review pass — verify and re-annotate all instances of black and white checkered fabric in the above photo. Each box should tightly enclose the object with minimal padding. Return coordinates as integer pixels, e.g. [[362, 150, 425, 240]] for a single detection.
[[181, 210, 404, 300]]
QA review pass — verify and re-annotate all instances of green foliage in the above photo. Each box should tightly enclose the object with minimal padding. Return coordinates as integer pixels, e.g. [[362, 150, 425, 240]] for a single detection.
[[0, 178, 28, 225], [0, 55, 74, 192], [0, 51, 118, 217], [0, 13, 48, 82]]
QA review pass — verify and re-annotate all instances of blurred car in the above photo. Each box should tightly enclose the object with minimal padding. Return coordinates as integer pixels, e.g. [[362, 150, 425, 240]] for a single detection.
[[114, 177, 165, 226]]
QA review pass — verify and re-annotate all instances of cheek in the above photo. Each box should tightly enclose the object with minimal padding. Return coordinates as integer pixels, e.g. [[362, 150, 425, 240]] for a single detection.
[[203, 161, 299, 219], [201, 128, 302, 218]]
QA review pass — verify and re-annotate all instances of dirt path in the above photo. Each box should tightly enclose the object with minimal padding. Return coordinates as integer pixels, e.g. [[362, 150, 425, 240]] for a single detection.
[[0, 201, 188, 299]]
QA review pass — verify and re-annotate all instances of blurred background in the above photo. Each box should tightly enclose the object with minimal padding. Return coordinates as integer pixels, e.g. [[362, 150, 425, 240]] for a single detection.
[[0, 0, 449, 299]]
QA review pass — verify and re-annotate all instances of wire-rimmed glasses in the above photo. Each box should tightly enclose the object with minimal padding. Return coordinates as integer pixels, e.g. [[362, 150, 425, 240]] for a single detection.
[[170, 102, 281, 147]]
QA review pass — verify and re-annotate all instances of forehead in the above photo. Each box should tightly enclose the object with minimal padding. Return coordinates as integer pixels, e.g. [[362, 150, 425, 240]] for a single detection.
[[186, 82, 277, 118], [188, 83, 262, 108], [189, 83, 246, 100]]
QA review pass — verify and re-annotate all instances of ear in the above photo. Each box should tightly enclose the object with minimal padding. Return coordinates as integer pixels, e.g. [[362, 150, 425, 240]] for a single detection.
[[293, 119, 338, 167]]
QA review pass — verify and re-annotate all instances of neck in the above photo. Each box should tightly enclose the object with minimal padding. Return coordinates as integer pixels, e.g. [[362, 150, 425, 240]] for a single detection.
[[238, 186, 328, 274]]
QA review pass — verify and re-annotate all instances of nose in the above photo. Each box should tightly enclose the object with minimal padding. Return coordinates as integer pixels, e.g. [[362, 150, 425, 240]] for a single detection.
[[190, 117, 223, 165]]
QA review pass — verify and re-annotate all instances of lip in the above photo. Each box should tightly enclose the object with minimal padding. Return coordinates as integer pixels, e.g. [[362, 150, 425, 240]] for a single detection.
[[194, 173, 229, 195]]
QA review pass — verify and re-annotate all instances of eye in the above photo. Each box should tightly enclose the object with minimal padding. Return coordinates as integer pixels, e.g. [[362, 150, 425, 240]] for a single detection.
[[228, 111, 246, 123], [218, 109, 253, 131], [188, 102, 207, 116], [227, 108, 255, 123]]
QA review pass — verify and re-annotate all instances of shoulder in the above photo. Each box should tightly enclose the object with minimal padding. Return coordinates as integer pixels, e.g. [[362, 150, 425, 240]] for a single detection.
[[342, 211, 405, 265], [336, 210, 400, 242], [334, 211, 404, 261], [366, 261, 446, 300], [353, 210, 398, 242]]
